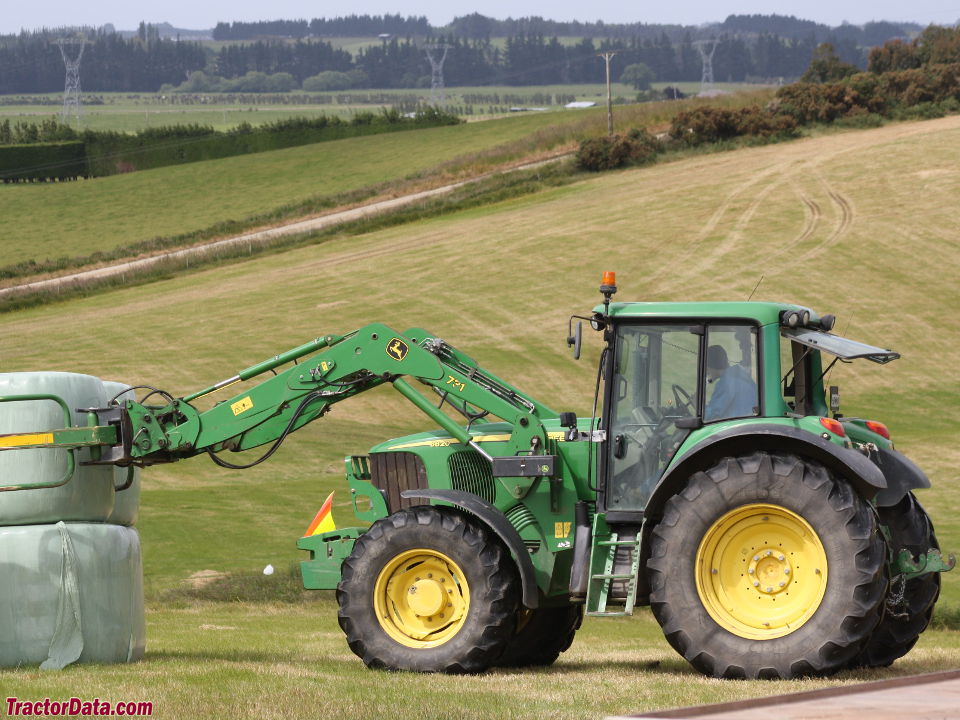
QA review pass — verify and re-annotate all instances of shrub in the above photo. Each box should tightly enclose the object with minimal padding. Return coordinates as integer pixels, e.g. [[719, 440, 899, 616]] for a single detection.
[[773, 82, 870, 124], [576, 131, 660, 172]]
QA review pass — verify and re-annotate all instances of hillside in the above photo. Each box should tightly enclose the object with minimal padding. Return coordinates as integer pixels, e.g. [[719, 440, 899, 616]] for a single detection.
[[3, 112, 958, 585], [1, 116, 958, 718], [0, 91, 768, 279]]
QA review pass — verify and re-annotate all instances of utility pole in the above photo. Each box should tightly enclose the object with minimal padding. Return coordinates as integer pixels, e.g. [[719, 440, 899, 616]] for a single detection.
[[598, 51, 616, 136]]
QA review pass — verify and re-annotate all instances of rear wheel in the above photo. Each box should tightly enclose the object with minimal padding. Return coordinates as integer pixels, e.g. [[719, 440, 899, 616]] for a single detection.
[[494, 603, 583, 667], [647, 452, 887, 679], [337, 505, 519, 673], [849, 492, 941, 668]]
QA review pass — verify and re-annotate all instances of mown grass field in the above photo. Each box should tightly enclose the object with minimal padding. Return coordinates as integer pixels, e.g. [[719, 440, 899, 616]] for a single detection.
[[1, 115, 959, 718], [0, 89, 771, 273]]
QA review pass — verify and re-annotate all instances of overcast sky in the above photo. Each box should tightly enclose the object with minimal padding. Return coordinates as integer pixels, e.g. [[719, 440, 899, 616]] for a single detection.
[[3, 1, 958, 35]]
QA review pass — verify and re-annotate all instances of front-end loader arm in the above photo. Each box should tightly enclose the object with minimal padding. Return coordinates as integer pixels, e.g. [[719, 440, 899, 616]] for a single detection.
[[0, 324, 559, 486]]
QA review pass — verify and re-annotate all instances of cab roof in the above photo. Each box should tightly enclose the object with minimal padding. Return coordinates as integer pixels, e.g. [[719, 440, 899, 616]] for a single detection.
[[594, 301, 813, 325]]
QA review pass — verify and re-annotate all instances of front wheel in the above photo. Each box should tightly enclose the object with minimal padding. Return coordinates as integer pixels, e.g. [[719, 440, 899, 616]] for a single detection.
[[337, 505, 519, 673], [647, 452, 887, 679]]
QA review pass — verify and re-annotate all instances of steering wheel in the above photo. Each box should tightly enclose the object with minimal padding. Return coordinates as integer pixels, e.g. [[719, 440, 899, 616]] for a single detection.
[[671, 384, 696, 416]]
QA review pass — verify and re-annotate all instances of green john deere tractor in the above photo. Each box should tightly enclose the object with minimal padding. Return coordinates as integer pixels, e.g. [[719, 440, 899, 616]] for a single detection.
[[0, 274, 952, 678]]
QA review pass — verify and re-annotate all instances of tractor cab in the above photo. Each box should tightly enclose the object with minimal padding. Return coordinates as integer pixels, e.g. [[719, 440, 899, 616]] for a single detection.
[[602, 315, 761, 512], [590, 299, 899, 516]]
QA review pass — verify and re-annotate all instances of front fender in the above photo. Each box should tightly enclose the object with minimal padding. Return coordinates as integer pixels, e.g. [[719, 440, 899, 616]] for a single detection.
[[400, 489, 539, 609]]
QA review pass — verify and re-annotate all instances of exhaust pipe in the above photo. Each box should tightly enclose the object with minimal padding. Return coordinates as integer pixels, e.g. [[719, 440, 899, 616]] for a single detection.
[[568, 500, 592, 602]]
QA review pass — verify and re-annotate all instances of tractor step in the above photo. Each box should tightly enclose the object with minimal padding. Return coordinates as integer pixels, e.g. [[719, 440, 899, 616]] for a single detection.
[[586, 522, 643, 617]]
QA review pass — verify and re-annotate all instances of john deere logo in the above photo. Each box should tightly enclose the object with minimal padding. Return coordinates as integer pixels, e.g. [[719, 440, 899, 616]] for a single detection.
[[386, 338, 409, 361]]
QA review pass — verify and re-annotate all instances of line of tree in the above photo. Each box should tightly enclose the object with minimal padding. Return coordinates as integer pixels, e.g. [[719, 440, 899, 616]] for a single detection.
[[213, 15, 432, 40], [0, 18, 939, 95], [209, 13, 922, 46]]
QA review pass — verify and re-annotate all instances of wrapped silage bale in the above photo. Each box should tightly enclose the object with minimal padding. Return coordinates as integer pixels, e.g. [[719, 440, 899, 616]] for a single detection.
[[101, 381, 140, 526], [0, 521, 145, 669], [0, 372, 114, 525]]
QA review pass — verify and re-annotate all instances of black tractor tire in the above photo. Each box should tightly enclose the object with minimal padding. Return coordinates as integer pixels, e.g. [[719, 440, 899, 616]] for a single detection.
[[337, 505, 519, 673], [849, 492, 941, 668], [647, 452, 887, 679], [494, 603, 584, 667]]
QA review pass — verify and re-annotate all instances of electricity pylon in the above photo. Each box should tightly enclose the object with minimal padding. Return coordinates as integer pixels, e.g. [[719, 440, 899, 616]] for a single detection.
[[424, 44, 451, 107], [57, 37, 87, 126], [696, 39, 719, 95]]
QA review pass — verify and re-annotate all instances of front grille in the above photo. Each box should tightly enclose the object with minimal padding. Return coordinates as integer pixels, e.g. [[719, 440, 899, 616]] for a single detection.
[[369, 452, 428, 512], [448, 450, 496, 504]]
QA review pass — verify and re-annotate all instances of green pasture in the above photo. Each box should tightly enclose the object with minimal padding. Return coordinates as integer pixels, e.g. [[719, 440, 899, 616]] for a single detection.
[[0, 89, 771, 273], [1, 104, 367, 132], [1, 115, 959, 718], [0, 82, 770, 133]]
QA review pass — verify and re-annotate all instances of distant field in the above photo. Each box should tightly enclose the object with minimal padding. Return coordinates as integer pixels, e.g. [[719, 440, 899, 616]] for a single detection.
[[0, 89, 772, 270], [1, 116, 959, 718], [0, 82, 771, 132]]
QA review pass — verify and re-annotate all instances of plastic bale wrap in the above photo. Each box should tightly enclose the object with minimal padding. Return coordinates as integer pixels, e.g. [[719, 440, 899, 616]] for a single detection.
[[101, 381, 140, 526], [0, 373, 114, 524], [0, 522, 145, 669]]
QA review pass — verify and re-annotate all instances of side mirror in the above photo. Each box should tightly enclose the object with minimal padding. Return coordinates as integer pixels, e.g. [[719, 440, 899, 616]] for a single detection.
[[567, 321, 582, 360]]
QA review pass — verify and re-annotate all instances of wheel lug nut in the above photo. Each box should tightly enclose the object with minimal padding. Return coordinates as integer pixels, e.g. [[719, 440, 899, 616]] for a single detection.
[[765, 550, 772, 557], [779, 581, 785, 587], [778, 555, 785, 561], [753, 555, 760, 562], [753, 581, 760, 587], [711, 568, 718, 574], [748, 568, 755, 574], [784, 568, 790, 574], [766, 586, 773, 592]]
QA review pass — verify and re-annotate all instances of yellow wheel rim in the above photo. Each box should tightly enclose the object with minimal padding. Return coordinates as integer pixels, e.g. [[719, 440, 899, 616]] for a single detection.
[[695, 503, 828, 640], [373, 549, 470, 648]]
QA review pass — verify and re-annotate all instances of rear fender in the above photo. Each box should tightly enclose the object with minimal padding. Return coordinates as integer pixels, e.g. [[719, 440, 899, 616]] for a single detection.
[[872, 448, 931, 507], [644, 423, 887, 523]]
